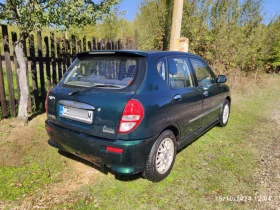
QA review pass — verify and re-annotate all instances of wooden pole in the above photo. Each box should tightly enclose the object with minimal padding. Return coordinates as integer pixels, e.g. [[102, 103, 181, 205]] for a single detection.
[[169, 0, 183, 51]]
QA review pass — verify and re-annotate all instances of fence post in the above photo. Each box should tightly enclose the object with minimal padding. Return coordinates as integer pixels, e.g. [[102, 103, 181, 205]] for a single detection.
[[44, 36, 51, 91], [37, 31, 45, 109], [2, 25, 16, 116], [0, 50, 8, 117]]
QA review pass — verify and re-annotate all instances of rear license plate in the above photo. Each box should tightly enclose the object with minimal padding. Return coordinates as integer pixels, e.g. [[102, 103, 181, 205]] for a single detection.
[[59, 105, 93, 124]]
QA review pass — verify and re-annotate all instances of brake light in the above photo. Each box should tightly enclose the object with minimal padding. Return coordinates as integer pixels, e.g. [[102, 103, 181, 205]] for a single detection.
[[45, 90, 51, 114], [118, 99, 144, 134]]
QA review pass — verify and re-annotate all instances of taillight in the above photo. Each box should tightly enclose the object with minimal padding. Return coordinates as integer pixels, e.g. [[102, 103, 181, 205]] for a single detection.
[[45, 90, 51, 114], [118, 99, 144, 134]]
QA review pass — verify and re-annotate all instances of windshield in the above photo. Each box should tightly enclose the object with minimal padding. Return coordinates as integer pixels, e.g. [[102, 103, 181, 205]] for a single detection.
[[64, 57, 138, 88]]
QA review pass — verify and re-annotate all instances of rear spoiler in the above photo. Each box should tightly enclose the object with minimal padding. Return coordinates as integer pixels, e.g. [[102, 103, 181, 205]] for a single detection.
[[77, 50, 148, 58]]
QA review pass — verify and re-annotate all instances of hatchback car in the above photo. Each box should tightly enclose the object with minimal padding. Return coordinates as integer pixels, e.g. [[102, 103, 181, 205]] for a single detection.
[[45, 50, 230, 182]]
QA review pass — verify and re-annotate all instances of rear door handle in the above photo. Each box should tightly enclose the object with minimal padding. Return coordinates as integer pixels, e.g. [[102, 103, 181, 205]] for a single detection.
[[203, 91, 209, 97], [174, 95, 182, 100]]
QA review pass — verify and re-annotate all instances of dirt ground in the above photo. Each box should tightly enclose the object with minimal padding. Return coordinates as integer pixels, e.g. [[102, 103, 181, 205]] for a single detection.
[[254, 102, 280, 210], [0, 114, 103, 209]]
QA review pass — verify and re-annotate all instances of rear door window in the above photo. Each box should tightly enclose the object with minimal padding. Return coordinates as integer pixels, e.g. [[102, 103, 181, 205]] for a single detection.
[[168, 57, 193, 88]]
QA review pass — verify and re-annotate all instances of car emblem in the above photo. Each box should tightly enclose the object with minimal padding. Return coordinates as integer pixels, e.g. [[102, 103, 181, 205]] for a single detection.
[[103, 125, 115, 134], [49, 96, 55, 100]]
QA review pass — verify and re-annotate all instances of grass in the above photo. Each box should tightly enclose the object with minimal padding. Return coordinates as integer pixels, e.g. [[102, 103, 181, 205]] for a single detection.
[[64, 75, 280, 209], [0, 74, 279, 209]]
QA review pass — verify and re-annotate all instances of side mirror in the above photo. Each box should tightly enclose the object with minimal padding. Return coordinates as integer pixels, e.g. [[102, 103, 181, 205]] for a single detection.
[[216, 75, 227, 83]]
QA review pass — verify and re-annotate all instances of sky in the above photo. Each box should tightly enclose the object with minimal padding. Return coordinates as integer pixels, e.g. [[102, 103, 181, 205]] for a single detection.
[[119, 0, 280, 23]]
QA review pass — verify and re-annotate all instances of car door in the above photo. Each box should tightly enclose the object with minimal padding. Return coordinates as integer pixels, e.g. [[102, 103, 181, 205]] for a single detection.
[[167, 56, 203, 139], [189, 57, 223, 125]]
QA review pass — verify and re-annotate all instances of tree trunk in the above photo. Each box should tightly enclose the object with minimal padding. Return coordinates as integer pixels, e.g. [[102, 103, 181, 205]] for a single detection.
[[15, 42, 29, 123]]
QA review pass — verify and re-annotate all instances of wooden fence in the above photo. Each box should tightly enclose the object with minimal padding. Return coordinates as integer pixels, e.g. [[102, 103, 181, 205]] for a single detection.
[[0, 24, 137, 118]]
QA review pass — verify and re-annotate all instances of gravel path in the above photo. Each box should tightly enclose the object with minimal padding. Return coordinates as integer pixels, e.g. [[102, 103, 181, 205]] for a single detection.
[[254, 102, 280, 210]]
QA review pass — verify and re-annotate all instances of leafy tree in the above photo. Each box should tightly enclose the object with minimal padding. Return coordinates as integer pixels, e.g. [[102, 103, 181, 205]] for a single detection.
[[0, 0, 121, 122], [135, 0, 173, 50]]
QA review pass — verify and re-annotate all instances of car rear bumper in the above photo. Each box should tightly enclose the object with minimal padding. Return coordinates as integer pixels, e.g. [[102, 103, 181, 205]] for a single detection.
[[45, 120, 156, 175]]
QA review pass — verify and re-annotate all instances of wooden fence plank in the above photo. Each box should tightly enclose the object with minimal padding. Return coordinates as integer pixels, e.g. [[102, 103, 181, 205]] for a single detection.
[[118, 39, 121, 50], [66, 38, 71, 67], [44, 36, 51, 91], [29, 34, 39, 111], [37, 31, 45, 110], [11, 32, 21, 101], [88, 41, 91, 51], [77, 40, 82, 53], [22, 34, 32, 112], [61, 34, 67, 74], [83, 36, 86, 51], [51, 33, 57, 85], [92, 37, 97, 50], [0, 50, 8, 117], [71, 35, 76, 62], [97, 40, 101, 50], [1, 25, 16, 116], [56, 38, 62, 80]]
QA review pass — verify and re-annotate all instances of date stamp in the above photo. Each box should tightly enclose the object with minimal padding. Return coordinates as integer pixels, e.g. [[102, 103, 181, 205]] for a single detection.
[[215, 195, 273, 202]]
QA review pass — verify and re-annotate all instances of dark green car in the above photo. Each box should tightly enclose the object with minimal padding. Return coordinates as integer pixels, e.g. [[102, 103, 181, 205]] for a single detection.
[[45, 50, 231, 182]]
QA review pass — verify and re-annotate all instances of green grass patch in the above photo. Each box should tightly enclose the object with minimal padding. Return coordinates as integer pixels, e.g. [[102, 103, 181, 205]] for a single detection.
[[67, 75, 280, 209]]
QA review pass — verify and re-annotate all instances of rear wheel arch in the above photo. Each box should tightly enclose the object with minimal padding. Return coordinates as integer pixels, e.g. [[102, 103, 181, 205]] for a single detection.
[[164, 125, 180, 142]]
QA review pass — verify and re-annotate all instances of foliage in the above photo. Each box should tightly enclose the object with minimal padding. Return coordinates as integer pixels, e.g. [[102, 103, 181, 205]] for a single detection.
[[135, 0, 280, 73], [0, 0, 121, 35], [135, 0, 173, 50]]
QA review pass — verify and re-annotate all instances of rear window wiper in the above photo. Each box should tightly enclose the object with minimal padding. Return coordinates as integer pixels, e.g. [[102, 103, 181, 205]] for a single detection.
[[69, 84, 120, 96]]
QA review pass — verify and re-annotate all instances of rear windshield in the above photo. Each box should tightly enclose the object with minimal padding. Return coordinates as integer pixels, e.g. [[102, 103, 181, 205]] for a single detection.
[[64, 57, 138, 89]]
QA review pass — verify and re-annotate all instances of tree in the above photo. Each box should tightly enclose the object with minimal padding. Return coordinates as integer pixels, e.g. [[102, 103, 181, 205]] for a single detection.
[[135, 0, 173, 50], [0, 0, 120, 122]]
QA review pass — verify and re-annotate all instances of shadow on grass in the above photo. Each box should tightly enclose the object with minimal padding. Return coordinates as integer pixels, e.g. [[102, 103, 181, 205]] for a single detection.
[[57, 149, 144, 182], [28, 110, 45, 121]]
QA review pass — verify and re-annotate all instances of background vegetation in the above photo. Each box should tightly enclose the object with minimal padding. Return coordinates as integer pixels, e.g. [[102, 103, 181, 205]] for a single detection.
[[135, 0, 280, 75]]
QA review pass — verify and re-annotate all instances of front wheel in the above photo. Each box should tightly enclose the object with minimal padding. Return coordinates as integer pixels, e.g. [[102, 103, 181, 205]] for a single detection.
[[219, 99, 230, 127], [143, 130, 177, 182]]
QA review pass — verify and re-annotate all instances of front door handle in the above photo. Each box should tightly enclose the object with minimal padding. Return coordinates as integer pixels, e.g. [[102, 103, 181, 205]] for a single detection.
[[203, 91, 209, 97], [174, 95, 182, 100]]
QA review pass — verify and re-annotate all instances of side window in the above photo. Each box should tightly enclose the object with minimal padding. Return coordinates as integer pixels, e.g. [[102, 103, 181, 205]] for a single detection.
[[168, 57, 193, 88], [156, 58, 166, 81], [190, 58, 215, 87]]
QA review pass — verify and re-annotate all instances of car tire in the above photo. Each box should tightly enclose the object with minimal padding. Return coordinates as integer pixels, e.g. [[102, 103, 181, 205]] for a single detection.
[[143, 130, 177, 182], [219, 99, 230, 127]]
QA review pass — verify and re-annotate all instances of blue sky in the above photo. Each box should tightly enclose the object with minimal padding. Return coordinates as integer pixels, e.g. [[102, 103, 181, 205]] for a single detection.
[[119, 0, 279, 23]]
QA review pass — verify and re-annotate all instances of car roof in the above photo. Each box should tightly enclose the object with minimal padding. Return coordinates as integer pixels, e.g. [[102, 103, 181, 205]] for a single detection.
[[76, 50, 200, 60]]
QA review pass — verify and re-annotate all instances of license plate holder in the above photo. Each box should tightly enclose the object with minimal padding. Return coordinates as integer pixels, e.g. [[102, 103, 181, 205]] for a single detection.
[[59, 105, 93, 124]]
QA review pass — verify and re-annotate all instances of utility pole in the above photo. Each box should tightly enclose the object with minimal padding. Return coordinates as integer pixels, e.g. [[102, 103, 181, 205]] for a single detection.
[[169, 0, 188, 52]]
